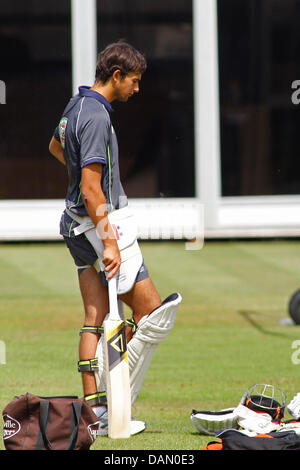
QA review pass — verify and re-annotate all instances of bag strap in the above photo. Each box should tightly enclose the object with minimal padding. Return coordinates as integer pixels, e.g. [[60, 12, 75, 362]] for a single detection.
[[35, 400, 82, 450]]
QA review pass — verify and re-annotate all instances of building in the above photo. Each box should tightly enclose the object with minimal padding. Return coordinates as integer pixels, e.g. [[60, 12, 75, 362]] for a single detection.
[[1, 0, 300, 241]]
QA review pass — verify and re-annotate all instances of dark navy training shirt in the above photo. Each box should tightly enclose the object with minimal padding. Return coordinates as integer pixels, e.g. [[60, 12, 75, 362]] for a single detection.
[[53, 86, 128, 237]]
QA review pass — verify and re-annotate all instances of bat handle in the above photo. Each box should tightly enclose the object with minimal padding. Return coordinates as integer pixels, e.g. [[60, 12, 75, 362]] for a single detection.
[[108, 276, 120, 321]]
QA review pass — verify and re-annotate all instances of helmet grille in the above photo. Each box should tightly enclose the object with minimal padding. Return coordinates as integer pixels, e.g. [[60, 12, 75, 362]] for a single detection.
[[244, 384, 286, 421]]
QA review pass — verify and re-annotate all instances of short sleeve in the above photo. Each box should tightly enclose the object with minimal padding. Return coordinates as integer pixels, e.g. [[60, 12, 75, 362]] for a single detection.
[[53, 126, 60, 142], [78, 111, 110, 168]]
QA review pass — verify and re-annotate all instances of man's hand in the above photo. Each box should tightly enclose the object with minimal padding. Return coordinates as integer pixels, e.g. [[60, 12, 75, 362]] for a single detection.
[[102, 241, 121, 280]]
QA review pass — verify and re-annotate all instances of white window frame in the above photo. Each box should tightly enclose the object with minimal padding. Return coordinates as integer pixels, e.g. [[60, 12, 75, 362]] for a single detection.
[[71, 0, 97, 94]]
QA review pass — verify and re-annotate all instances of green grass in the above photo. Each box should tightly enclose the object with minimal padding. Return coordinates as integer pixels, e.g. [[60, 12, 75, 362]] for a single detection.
[[1, 239, 300, 451]]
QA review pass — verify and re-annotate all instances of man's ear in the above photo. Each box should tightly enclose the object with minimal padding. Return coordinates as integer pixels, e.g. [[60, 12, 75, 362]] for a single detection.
[[112, 69, 123, 83]]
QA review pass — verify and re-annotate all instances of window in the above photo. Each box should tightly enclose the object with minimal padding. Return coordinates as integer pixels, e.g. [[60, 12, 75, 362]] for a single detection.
[[0, 0, 71, 199], [97, 0, 195, 198], [218, 0, 300, 196]]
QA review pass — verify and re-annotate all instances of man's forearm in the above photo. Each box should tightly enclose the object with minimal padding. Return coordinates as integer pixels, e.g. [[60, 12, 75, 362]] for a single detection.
[[81, 162, 121, 281], [82, 185, 116, 246], [82, 184, 121, 278]]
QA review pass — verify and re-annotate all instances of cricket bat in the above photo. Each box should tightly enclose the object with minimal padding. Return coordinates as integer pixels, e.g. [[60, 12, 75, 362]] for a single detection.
[[104, 276, 131, 438]]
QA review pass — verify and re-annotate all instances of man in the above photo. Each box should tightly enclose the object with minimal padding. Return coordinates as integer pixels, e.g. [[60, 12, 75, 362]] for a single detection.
[[49, 41, 181, 435]]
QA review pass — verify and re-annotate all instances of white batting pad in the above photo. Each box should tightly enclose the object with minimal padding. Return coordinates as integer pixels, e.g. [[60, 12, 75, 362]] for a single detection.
[[95, 293, 182, 405], [128, 292, 182, 404]]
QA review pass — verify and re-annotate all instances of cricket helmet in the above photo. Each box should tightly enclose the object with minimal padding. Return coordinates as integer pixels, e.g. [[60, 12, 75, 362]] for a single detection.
[[241, 383, 286, 422]]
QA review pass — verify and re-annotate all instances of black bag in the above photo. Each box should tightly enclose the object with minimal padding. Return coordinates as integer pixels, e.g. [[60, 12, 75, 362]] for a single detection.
[[202, 429, 300, 451], [2, 393, 100, 450]]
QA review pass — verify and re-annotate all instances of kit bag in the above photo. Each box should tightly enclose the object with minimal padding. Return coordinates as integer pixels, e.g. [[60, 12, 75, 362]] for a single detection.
[[2, 393, 100, 450], [202, 429, 300, 451]]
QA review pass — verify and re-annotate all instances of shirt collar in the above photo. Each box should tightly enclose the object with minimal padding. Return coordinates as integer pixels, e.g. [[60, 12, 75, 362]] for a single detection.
[[78, 86, 113, 113]]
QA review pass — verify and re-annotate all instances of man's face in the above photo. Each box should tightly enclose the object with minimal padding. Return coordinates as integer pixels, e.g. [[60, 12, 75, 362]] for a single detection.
[[114, 71, 142, 102]]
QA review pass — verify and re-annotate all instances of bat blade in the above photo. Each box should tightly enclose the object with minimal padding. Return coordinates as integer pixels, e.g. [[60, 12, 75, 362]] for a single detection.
[[104, 317, 131, 438]]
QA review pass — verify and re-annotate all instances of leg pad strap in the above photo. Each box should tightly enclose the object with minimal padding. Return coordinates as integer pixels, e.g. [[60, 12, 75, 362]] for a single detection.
[[79, 326, 103, 335], [84, 391, 107, 407], [125, 318, 137, 334], [78, 358, 99, 372]]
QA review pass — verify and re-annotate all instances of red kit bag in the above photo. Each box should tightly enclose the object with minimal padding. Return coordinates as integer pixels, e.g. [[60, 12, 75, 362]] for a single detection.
[[2, 393, 100, 450]]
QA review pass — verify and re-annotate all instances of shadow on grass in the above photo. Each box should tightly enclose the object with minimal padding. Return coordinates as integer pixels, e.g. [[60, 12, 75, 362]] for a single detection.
[[238, 310, 298, 339]]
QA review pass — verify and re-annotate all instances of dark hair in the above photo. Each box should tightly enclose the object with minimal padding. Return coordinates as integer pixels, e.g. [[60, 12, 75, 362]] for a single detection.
[[95, 41, 147, 83]]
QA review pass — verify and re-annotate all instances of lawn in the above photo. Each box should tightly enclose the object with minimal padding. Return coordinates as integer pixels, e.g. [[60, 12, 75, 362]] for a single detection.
[[1, 239, 300, 452]]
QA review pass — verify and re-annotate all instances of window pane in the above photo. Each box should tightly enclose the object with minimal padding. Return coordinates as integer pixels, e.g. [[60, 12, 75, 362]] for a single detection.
[[0, 0, 71, 199], [97, 0, 195, 198], [218, 0, 300, 196]]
